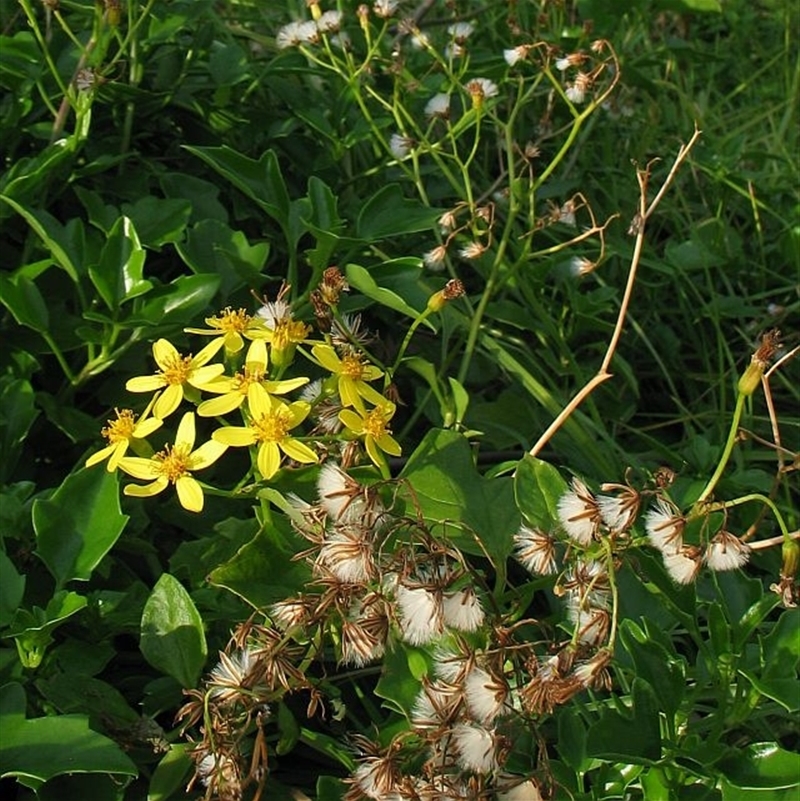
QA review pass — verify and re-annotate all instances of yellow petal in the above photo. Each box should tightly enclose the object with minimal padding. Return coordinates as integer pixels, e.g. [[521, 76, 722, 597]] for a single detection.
[[359, 382, 392, 408], [124, 477, 168, 497], [339, 409, 364, 434], [107, 441, 131, 472], [153, 384, 183, 419], [191, 439, 228, 469], [247, 383, 271, 417], [285, 400, 311, 427], [264, 376, 309, 395], [132, 417, 163, 438], [118, 456, 161, 480], [126, 375, 166, 393], [200, 376, 236, 396], [188, 363, 226, 389], [245, 338, 268, 369], [152, 339, 179, 369], [257, 442, 281, 479], [85, 443, 116, 468], [213, 427, 257, 447], [197, 393, 243, 417], [223, 331, 244, 353], [176, 476, 204, 512], [193, 337, 225, 366], [175, 412, 196, 450], [365, 437, 385, 468], [280, 438, 319, 465], [339, 376, 361, 408], [312, 344, 342, 373], [376, 431, 402, 456]]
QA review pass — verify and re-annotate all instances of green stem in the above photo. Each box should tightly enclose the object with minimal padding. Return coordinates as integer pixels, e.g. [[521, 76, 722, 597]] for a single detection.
[[694, 392, 746, 505]]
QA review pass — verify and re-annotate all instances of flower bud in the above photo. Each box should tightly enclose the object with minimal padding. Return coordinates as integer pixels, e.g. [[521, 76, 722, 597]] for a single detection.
[[781, 538, 799, 580], [738, 329, 780, 397], [427, 279, 465, 312]]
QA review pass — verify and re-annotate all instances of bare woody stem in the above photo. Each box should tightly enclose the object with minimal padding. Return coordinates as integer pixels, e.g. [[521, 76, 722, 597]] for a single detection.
[[528, 125, 703, 458]]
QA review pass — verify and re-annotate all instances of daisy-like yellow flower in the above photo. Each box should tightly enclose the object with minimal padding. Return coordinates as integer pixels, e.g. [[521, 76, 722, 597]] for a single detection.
[[184, 307, 267, 354], [118, 412, 227, 512], [339, 403, 401, 467], [85, 398, 163, 472], [126, 338, 225, 419], [212, 388, 318, 480], [256, 299, 313, 369], [197, 339, 309, 418], [311, 344, 385, 408]]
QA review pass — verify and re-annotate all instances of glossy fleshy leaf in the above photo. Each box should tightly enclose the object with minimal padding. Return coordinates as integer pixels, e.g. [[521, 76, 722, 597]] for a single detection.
[[89, 215, 151, 310], [514, 454, 569, 531], [399, 429, 519, 561], [8, 591, 87, 669], [148, 743, 193, 801], [209, 515, 312, 609], [0, 682, 137, 784], [717, 743, 800, 789], [33, 468, 129, 588], [140, 574, 207, 688], [585, 678, 661, 763], [355, 184, 443, 239]]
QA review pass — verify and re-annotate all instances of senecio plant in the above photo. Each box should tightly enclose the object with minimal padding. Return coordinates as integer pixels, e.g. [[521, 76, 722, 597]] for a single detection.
[[74, 2, 800, 801]]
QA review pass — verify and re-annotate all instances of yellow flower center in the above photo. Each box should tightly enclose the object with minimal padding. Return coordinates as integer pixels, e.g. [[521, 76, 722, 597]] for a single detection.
[[102, 409, 136, 443], [160, 354, 194, 385], [155, 444, 192, 483], [233, 366, 265, 393], [340, 354, 367, 379], [272, 319, 311, 352], [362, 408, 391, 439], [210, 307, 252, 332], [252, 410, 291, 443]]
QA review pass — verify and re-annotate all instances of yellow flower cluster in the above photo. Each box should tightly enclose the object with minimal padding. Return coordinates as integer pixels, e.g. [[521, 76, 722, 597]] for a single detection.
[[85, 303, 401, 512]]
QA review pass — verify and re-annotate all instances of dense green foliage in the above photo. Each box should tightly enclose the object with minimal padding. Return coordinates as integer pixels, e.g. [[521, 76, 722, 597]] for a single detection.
[[0, 1, 797, 800]]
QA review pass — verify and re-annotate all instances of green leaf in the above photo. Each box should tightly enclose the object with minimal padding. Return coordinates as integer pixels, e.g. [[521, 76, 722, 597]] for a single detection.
[[176, 219, 268, 296], [0, 551, 25, 628], [184, 145, 289, 229], [345, 263, 429, 324], [276, 701, 300, 755], [0, 274, 49, 332], [121, 196, 192, 248], [0, 682, 137, 783], [9, 591, 87, 669], [148, 744, 193, 801], [0, 378, 39, 483], [140, 574, 207, 688], [34, 468, 129, 588], [514, 454, 569, 531], [556, 708, 588, 771], [0, 196, 82, 281], [355, 184, 443, 240], [398, 429, 519, 562], [134, 274, 220, 327], [619, 619, 685, 718], [0, 138, 74, 215], [374, 644, 422, 717], [762, 609, 799, 678], [717, 743, 800, 789], [36, 773, 130, 801], [738, 672, 800, 712], [208, 516, 312, 609], [89, 216, 151, 310], [585, 678, 662, 763]]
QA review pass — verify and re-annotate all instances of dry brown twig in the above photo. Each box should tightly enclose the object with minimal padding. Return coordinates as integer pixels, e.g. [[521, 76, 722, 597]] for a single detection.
[[528, 125, 703, 458]]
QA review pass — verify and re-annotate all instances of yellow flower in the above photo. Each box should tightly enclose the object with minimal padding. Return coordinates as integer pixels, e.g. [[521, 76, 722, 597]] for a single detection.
[[339, 403, 401, 467], [311, 344, 385, 408], [197, 339, 308, 418], [126, 338, 225, 419], [212, 387, 317, 480], [184, 307, 267, 354], [256, 299, 312, 369], [118, 412, 227, 512], [85, 399, 163, 472]]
